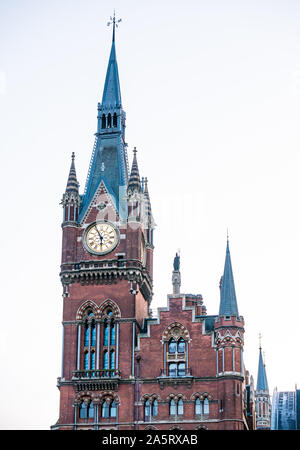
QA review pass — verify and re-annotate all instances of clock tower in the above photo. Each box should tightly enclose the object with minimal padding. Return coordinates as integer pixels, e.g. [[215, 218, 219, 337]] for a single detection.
[[54, 17, 154, 430]]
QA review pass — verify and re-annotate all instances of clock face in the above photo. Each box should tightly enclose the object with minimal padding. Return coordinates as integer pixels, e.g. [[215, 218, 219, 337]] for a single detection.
[[84, 222, 118, 255]]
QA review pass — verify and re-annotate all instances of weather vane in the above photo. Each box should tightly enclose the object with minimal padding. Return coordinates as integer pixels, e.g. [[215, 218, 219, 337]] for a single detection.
[[107, 11, 122, 41]]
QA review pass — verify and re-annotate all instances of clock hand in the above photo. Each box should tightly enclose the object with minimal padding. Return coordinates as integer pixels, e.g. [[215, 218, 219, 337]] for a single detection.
[[95, 226, 104, 246]]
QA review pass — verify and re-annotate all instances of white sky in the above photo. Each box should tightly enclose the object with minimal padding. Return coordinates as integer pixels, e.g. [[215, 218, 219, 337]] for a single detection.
[[1, 0, 300, 430]]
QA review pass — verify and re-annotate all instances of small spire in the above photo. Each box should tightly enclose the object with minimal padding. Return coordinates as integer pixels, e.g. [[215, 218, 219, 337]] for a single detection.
[[66, 152, 79, 193], [256, 344, 269, 392], [128, 147, 141, 193], [102, 13, 122, 107], [219, 237, 239, 317]]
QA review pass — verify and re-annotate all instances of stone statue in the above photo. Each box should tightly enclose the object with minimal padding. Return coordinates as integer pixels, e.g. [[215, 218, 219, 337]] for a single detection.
[[173, 252, 180, 271]]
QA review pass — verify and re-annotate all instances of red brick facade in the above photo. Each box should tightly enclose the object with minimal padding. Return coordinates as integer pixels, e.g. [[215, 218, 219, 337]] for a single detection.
[[52, 24, 254, 430]]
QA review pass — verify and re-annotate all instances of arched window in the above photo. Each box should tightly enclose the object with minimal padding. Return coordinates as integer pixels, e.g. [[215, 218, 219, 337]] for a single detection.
[[195, 397, 210, 416], [152, 399, 158, 417], [110, 401, 117, 418], [81, 308, 97, 374], [169, 399, 176, 416], [84, 325, 89, 346], [177, 338, 185, 353], [79, 402, 88, 419], [164, 325, 189, 378], [102, 309, 117, 373], [203, 398, 209, 415], [101, 114, 106, 129], [91, 324, 96, 346], [195, 397, 202, 415], [102, 401, 110, 418], [110, 322, 115, 345], [144, 399, 151, 422], [113, 113, 117, 127], [177, 398, 184, 415], [168, 338, 176, 354], [101, 399, 117, 419], [107, 113, 112, 128], [88, 401, 94, 418]]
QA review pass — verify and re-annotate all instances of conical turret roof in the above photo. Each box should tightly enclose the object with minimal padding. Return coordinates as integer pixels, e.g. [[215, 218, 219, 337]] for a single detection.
[[219, 239, 239, 317]]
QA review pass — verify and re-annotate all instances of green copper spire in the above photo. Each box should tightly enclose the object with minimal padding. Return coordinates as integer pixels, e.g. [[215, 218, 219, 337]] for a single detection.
[[219, 238, 239, 317]]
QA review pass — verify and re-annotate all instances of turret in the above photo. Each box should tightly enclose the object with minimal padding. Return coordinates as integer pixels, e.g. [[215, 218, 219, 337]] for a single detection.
[[214, 238, 245, 425], [61, 152, 80, 224], [255, 337, 271, 429]]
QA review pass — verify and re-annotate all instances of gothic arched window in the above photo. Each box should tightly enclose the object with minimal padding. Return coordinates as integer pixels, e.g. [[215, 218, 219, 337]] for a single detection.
[[102, 309, 116, 374], [102, 400, 110, 418], [152, 399, 158, 417], [79, 402, 87, 419], [177, 398, 184, 415], [79, 400, 94, 420], [168, 338, 176, 354], [144, 399, 151, 422], [110, 401, 117, 418], [80, 308, 97, 375], [194, 396, 210, 416], [177, 338, 185, 353], [88, 401, 94, 418], [101, 114, 106, 129], [101, 399, 117, 419], [107, 113, 112, 128], [163, 324, 190, 377], [169, 399, 176, 416], [195, 397, 201, 415], [113, 113, 117, 127]]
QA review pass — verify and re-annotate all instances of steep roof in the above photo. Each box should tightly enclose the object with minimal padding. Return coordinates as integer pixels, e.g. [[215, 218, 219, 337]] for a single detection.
[[256, 347, 269, 391], [219, 239, 239, 317]]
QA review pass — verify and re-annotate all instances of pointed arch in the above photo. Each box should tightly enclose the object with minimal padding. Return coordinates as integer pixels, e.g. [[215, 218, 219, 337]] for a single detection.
[[162, 322, 190, 342], [99, 299, 121, 318], [76, 300, 99, 320]]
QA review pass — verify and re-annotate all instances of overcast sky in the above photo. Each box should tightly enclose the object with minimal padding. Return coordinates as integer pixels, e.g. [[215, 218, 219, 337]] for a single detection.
[[1, 0, 300, 429]]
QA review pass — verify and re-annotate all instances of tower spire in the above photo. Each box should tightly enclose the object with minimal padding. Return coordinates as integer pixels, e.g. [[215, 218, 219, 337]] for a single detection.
[[103, 13, 122, 107], [65, 152, 79, 193], [79, 16, 128, 223], [219, 238, 239, 317], [128, 147, 141, 194], [61, 152, 80, 223], [256, 340, 269, 391]]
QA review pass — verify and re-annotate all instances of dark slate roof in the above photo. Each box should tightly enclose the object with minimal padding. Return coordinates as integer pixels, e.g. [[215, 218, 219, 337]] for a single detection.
[[101, 32, 122, 107], [128, 148, 141, 193], [256, 347, 269, 391], [66, 152, 79, 193], [219, 239, 239, 317]]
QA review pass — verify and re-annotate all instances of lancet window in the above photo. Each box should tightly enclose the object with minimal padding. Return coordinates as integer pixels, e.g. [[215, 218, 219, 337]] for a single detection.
[[144, 399, 158, 422]]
